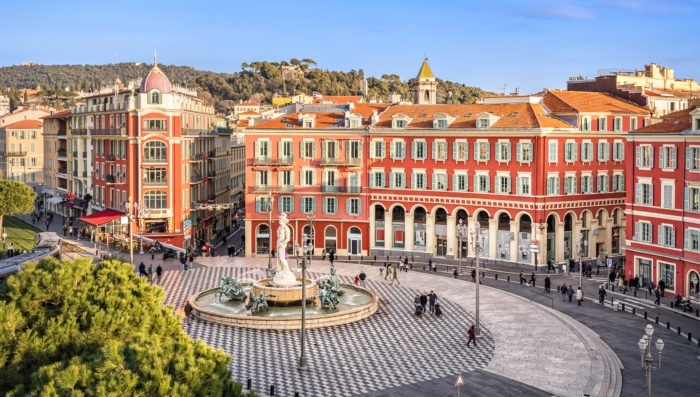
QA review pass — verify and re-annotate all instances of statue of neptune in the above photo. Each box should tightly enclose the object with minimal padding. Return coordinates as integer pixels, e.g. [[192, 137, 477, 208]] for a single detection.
[[273, 213, 297, 286]]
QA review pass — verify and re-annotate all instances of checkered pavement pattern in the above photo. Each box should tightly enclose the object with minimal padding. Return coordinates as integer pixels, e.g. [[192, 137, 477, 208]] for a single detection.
[[160, 267, 494, 396]]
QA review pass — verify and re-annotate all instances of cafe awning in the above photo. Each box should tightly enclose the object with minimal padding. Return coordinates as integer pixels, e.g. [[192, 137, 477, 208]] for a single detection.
[[79, 209, 125, 226], [47, 197, 64, 205]]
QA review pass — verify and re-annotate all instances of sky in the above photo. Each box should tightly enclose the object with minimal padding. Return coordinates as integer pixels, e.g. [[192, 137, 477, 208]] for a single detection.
[[2, 0, 699, 94]]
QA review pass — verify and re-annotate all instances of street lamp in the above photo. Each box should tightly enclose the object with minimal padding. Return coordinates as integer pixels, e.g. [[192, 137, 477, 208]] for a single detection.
[[125, 198, 136, 265], [298, 214, 313, 371], [638, 324, 664, 397], [456, 218, 468, 275], [2, 231, 6, 251], [267, 192, 274, 277], [470, 224, 483, 335], [575, 233, 587, 289]]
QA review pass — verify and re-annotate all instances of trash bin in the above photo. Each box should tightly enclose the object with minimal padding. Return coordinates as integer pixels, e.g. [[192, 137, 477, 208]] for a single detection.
[[613, 301, 620, 312]]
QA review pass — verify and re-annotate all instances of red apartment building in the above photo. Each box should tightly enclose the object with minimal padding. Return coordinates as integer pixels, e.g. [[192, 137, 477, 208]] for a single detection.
[[625, 106, 700, 299]]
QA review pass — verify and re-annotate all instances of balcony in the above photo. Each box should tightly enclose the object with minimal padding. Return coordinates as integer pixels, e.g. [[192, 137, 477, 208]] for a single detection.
[[92, 128, 125, 136], [57, 129, 66, 136], [72, 128, 88, 136], [57, 149, 67, 158], [143, 179, 167, 186], [182, 128, 216, 136], [82, 152, 87, 158], [105, 154, 115, 162], [143, 156, 167, 164], [105, 174, 116, 184], [6, 151, 27, 157], [57, 171, 67, 179], [320, 156, 361, 167], [251, 156, 294, 166], [142, 208, 172, 219], [320, 185, 361, 194], [249, 185, 294, 193], [190, 174, 203, 184]]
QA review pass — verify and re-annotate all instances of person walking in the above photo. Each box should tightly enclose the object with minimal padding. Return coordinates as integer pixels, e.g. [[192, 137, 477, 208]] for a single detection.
[[428, 258, 433, 272], [419, 292, 428, 313], [428, 290, 437, 314], [385, 263, 392, 280], [353, 274, 360, 286], [184, 302, 193, 324], [567, 285, 574, 303], [654, 286, 661, 305], [62, 223, 68, 237], [329, 250, 335, 266], [598, 285, 607, 304], [359, 270, 367, 286], [467, 325, 477, 347], [471, 268, 476, 283], [453, 268, 458, 278], [561, 283, 568, 301], [658, 279, 666, 297], [379, 266, 384, 278], [544, 276, 551, 293], [576, 287, 583, 306], [390, 265, 400, 285], [138, 262, 146, 277], [403, 256, 409, 272], [519, 271, 526, 284], [529, 272, 536, 287], [156, 265, 163, 283]]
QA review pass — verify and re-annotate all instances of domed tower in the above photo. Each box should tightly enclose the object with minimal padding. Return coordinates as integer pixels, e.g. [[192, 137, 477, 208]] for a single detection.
[[414, 58, 437, 105], [140, 56, 172, 105]]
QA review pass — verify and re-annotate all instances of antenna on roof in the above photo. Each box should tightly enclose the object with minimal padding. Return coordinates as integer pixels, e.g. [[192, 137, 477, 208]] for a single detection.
[[502, 83, 507, 96]]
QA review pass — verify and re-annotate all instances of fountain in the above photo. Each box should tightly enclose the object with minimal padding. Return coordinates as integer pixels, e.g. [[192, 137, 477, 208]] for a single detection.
[[188, 213, 377, 329]]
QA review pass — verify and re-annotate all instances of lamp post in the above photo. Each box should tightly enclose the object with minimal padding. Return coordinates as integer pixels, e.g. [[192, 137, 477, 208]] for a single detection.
[[267, 192, 274, 277], [638, 324, 664, 397], [2, 231, 6, 251], [456, 218, 468, 275], [125, 198, 135, 265], [470, 224, 482, 335], [575, 233, 586, 289], [299, 215, 314, 371]]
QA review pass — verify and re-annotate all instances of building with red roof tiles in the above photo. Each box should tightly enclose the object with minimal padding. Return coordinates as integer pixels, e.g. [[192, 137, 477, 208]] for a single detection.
[[41, 110, 70, 214], [625, 106, 700, 298], [0, 118, 45, 187], [314, 95, 364, 105], [233, 100, 261, 117]]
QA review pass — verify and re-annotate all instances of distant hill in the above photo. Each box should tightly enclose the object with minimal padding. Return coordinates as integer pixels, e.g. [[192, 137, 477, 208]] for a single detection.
[[0, 59, 492, 112]]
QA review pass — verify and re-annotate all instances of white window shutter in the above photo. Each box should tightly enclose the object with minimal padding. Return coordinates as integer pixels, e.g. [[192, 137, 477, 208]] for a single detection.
[[649, 184, 654, 205], [389, 172, 395, 188], [390, 142, 396, 159], [634, 222, 640, 241], [658, 225, 663, 245], [453, 142, 458, 160], [685, 187, 690, 210], [506, 176, 511, 193], [660, 147, 666, 168], [687, 148, 693, 170], [671, 147, 677, 169], [474, 143, 480, 160], [516, 143, 522, 161], [346, 198, 351, 215], [506, 143, 512, 161], [485, 176, 491, 192], [649, 147, 654, 168], [432, 174, 437, 190], [495, 143, 502, 160], [485, 144, 490, 160], [411, 141, 417, 159], [474, 175, 479, 192], [411, 173, 416, 189], [464, 142, 469, 160], [432, 141, 437, 160], [555, 177, 560, 195], [671, 227, 676, 246], [311, 198, 317, 213], [573, 143, 578, 161], [635, 183, 641, 204]]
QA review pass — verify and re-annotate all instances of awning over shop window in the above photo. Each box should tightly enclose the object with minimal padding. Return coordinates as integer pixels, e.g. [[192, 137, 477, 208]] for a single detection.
[[79, 209, 125, 226], [47, 197, 64, 205]]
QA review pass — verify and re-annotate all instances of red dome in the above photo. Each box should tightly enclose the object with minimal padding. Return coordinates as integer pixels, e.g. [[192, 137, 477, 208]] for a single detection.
[[140, 65, 172, 94]]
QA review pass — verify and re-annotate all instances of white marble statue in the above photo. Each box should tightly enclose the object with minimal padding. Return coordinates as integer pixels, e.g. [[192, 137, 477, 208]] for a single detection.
[[273, 213, 297, 286]]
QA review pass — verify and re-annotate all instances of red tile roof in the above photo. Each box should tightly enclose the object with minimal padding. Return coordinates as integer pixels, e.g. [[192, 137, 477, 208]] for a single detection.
[[2, 119, 43, 129], [629, 107, 695, 133], [315, 95, 363, 104], [252, 112, 346, 129], [41, 109, 71, 119], [239, 110, 259, 115], [543, 91, 648, 114]]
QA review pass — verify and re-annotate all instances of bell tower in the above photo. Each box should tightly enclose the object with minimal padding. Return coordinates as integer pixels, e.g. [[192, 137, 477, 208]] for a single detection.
[[414, 58, 437, 105]]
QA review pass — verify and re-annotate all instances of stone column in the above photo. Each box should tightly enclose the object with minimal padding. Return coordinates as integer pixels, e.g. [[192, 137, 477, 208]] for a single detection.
[[426, 212, 435, 257], [537, 223, 547, 266], [509, 220, 518, 263], [488, 218, 497, 259], [555, 220, 565, 263], [573, 220, 583, 260], [369, 205, 376, 252], [405, 211, 414, 256], [446, 215, 456, 259], [384, 210, 393, 254], [245, 218, 253, 257]]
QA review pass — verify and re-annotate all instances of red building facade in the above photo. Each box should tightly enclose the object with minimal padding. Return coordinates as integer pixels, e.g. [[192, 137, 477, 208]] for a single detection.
[[625, 107, 700, 298]]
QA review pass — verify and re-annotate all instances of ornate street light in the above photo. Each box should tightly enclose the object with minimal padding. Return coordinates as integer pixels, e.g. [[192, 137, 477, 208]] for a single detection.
[[470, 224, 483, 335], [456, 218, 468, 275], [299, 214, 314, 371], [638, 324, 664, 397]]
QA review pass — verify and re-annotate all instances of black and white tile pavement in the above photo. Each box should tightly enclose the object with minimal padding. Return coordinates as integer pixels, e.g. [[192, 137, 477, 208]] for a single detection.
[[159, 267, 494, 397]]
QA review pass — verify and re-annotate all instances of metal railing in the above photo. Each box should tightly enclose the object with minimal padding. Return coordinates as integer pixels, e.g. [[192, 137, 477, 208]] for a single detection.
[[320, 157, 361, 166], [91, 128, 124, 136], [143, 157, 167, 164], [252, 157, 294, 166]]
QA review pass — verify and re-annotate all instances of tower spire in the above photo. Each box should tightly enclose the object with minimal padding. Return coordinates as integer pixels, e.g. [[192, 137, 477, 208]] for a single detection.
[[154, 49, 157, 67]]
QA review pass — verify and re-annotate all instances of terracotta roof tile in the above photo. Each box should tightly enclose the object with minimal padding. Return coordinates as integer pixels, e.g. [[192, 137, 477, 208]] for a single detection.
[[2, 119, 43, 129], [315, 95, 363, 104], [41, 109, 71, 119], [543, 91, 648, 114], [630, 107, 695, 133]]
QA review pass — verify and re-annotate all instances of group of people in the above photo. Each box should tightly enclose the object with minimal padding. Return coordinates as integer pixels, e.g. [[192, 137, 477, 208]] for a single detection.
[[138, 262, 163, 283], [397, 256, 410, 272], [519, 271, 537, 287], [558, 284, 584, 305], [382, 263, 401, 285], [353, 270, 367, 286], [413, 290, 441, 317]]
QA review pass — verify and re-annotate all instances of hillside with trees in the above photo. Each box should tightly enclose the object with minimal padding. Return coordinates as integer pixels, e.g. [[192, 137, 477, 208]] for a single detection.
[[0, 59, 492, 112]]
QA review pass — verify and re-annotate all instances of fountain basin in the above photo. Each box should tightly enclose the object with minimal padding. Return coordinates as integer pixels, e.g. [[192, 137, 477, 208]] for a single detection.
[[189, 284, 378, 330], [252, 277, 318, 304]]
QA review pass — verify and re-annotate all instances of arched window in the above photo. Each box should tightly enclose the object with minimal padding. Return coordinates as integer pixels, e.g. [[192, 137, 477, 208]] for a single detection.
[[424, 89, 430, 102], [144, 191, 167, 209], [144, 141, 167, 162], [150, 90, 161, 104]]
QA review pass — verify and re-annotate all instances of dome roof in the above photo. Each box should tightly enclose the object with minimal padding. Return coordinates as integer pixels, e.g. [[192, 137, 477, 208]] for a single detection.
[[140, 63, 172, 94]]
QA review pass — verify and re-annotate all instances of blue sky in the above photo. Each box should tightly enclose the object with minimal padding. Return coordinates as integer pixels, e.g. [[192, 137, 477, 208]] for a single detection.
[[3, 0, 699, 94]]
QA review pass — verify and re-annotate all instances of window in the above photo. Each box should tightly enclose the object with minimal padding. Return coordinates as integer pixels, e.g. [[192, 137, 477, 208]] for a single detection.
[[323, 140, 337, 160], [581, 141, 593, 162], [389, 171, 405, 188], [635, 182, 653, 205], [564, 142, 577, 162], [281, 170, 292, 186], [516, 141, 532, 162], [144, 119, 166, 131], [432, 173, 447, 190], [256, 171, 269, 186], [349, 140, 361, 159], [658, 225, 675, 247], [516, 176, 531, 195], [303, 169, 314, 185], [453, 173, 468, 192], [581, 116, 591, 131], [685, 187, 700, 211], [659, 146, 677, 170], [412, 140, 427, 160], [256, 197, 270, 212], [687, 147, 700, 171], [453, 140, 468, 161], [143, 168, 167, 185], [346, 198, 361, 215], [630, 117, 638, 131], [495, 142, 511, 162], [435, 119, 449, 129], [143, 141, 167, 162], [280, 140, 293, 160], [564, 175, 576, 194], [496, 175, 511, 194], [476, 118, 490, 128], [597, 141, 610, 161], [391, 140, 406, 160], [302, 197, 316, 213], [597, 174, 609, 193], [433, 141, 447, 160], [393, 119, 407, 128], [412, 172, 426, 189], [659, 262, 675, 290], [547, 175, 560, 196], [474, 141, 490, 161], [612, 174, 625, 192], [149, 90, 161, 104], [581, 175, 593, 194], [144, 191, 167, 209], [635, 221, 652, 243], [686, 229, 700, 251], [613, 141, 624, 161], [636, 145, 654, 168], [371, 140, 386, 159], [662, 184, 674, 209], [474, 174, 490, 192], [302, 140, 316, 158], [323, 197, 337, 214], [613, 117, 622, 132], [255, 140, 269, 158], [370, 171, 385, 188], [279, 196, 294, 213], [548, 141, 558, 163], [598, 117, 607, 131]]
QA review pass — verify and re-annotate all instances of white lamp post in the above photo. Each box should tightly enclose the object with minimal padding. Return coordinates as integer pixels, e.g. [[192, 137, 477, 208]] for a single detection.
[[456, 218, 468, 275], [638, 324, 664, 397], [470, 224, 482, 335], [299, 215, 313, 371]]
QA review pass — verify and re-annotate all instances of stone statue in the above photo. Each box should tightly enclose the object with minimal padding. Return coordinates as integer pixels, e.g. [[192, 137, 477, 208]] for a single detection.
[[273, 213, 297, 286], [245, 292, 269, 314], [317, 277, 339, 309], [215, 277, 246, 302]]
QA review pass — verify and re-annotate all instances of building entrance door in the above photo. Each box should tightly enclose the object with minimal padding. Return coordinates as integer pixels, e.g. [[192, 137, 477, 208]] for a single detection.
[[436, 238, 447, 256]]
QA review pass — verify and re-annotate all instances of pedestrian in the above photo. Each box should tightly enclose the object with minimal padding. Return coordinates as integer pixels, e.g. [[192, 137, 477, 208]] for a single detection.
[[354, 274, 360, 286], [654, 287, 661, 305], [329, 250, 335, 265], [7, 242, 13, 257], [471, 268, 476, 282], [359, 270, 367, 286], [189, 255, 194, 270], [156, 265, 163, 283], [529, 272, 536, 287], [576, 286, 583, 306], [45, 220, 50, 230], [561, 283, 568, 301], [420, 292, 428, 313], [467, 325, 477, 347], [428, 258, 433, 272], [147, 264, 153, 283], [434, 301, 442, 317], [414, 294, 423, 317], [562, 263, 567, 275], [379, 266, 384, 277], [567, 285, 574, 303], [138, 262, 146, 277], [390, 264, 400, 285], [68, 225, 73, 237], [647, 280, 654, 296], [598, 285, 607, 304], [544, 275, 551, 293], [658, 279, 666, 297], [403, 256, 409, 272], [62, 223, 68, 237], [453, 268, 458, 278], [184, 302, 193, 324], [428, 290, 437, 314], [609, 270, 617, 287], [150, 247, 155, 261], [519, 271, 526, 284]]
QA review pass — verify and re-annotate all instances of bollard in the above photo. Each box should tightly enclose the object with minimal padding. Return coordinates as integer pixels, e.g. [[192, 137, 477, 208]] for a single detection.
[[667, 321, 670, 330], [270, 385, 275, 396], [495, 273, 498, 280], [374, 255, 377, 261], [611, 297, 614, 306], [678, 326, 682, 335], [644, 311, 647, 319], [697, 309, 699, 317], [655, 315, 659, 324], [507, 276, 511, 282], [632, 307, 636, 316], [634, 290, 637, 298], [621, 303, 625, 312], [689, 333, 692, 342], [247, 379, 251, 390]]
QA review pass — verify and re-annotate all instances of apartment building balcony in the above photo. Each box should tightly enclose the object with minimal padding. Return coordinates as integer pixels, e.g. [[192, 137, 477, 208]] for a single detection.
[[190, 174, 203, 184], [57, 171, 67, 179], [251, 156, 294, 166], [57, 149, 67, 158], [105, 154, 116, 162], [72, 128, 88, 136], [57, 129, 66, 136], [105, 174, 117, 184], [141, 208, 172, 219], [143, 156, 167, 164], [182, 128, 216, 136], [320, 156, 361, 167], [92, 128, 125, 137], [248, 185, 295, 193], [320, 185, 362, 194], [143, 179, 167, 187], [6, 151, 27, 157]]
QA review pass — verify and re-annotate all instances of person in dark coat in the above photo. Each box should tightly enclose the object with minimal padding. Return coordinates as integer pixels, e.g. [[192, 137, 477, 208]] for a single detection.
[[471, 268, 476, 283], [598, 285, 607, 304], [529, 272, 536, 287], [156, 265, 163, 283], [658, 280, 666, 297], [654, 287, 661, 305], [184, 302, 193, 324], [567, 285, 574, 302], [329, 250, 335, 265], [519, 271, 526, 284], [544, 276, 551, 293], [428, 290, 437, 314], [419, 293, 428, 313], [561, 283, 568, 301], [467, 325, 477, 347], [138, 262, 147, 277]]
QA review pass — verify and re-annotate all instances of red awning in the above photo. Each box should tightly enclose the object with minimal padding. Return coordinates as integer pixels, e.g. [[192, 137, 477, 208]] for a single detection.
[[79, 209, 126, 226]]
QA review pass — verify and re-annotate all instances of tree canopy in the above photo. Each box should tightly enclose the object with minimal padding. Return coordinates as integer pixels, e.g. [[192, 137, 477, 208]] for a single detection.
[[0, 258, 255, 396], [0, 181, 36, 237]]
